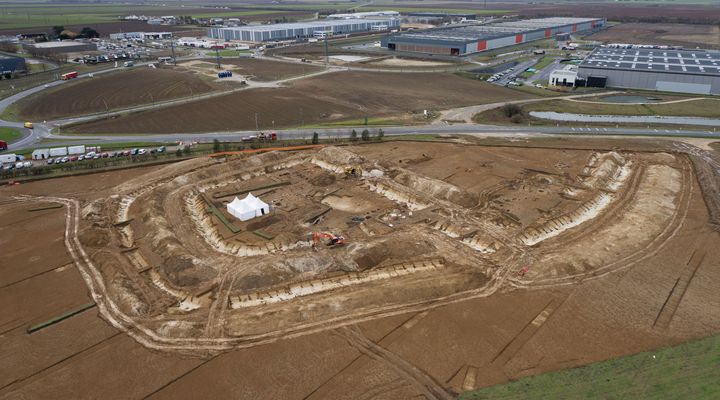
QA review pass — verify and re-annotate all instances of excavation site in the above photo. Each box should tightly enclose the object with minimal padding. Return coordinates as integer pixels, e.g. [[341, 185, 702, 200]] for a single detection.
[[3, 139, 719, 397]]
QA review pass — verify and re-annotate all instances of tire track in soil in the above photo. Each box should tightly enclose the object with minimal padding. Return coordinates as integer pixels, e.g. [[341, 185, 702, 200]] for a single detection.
[[303, 312, 430, 400], [204, 272, 236, 338], [653, 248, 707, 330], [0, 332, 123, 392], [337, 326, 453, 400], [490, 294, 568, 366]]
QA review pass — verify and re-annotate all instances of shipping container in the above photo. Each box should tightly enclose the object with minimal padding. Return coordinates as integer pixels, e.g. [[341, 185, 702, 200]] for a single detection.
[[68, 145, 86, 155], [49, 147, 68, 157]]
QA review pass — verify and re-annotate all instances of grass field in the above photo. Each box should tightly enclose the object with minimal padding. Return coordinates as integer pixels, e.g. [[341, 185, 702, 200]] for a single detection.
[[0, 3, 312, 30], [461, 333, 720, 399], [523, 98, 720, 118], [0, 127, 21, 143]]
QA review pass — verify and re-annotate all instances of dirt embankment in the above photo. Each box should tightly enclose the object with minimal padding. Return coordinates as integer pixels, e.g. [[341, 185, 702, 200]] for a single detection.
[[17, 68, 219, 121], [68, 71, 535, 134]]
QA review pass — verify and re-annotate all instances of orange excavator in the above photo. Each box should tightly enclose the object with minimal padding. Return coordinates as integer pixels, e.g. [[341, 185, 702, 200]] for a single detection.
[[311, 232, 346, 250]]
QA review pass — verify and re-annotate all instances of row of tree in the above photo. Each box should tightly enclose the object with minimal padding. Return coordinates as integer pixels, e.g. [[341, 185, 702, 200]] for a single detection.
[[51, 25, 99, 40]]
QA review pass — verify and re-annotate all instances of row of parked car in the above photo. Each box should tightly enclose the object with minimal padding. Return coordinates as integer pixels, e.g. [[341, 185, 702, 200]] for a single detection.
[[2, 161, 32, 171], [46, 147, 165, 165]]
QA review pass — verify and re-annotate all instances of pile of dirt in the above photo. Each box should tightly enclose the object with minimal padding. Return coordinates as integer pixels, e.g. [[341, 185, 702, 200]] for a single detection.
[[393, 169, 479, 208], [158, 256, 215, 288]]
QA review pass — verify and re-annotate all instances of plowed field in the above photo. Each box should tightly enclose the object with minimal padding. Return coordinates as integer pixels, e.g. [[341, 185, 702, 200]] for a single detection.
[[68, 71, 534, 134], [17, 68, 219, 121]]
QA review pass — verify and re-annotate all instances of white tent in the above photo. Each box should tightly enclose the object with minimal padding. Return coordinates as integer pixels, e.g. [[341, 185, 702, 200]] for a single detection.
[[226, 192, 270, 221]]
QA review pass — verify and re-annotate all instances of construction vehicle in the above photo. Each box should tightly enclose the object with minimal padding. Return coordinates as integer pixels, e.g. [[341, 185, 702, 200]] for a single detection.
[[311, 232, 346, 250], [24, 122, 33, 129], [344, 166, 362, 177]]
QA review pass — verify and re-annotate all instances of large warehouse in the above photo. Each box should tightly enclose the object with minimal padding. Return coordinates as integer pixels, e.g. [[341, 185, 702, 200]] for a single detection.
[[578, 47, 720, 95], [381, 17, 605, 56], [209, 19, 400, 42]]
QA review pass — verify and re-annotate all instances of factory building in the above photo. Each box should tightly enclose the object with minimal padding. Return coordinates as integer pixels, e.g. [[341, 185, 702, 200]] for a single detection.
[[0, 54, 26, 74], [209, 19, 400, 42], [578, 47, 720, 95], [326, 11, 400, 20], [381, 17, 605, 56]]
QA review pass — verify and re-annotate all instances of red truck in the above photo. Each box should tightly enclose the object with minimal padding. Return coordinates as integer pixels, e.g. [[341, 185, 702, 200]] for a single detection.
[[0, 140, 7, 150], [61, 71, 78, 80]]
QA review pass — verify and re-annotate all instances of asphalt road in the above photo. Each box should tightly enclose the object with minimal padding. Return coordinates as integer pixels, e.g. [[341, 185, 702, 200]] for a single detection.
[[2, 58, 719, 153]]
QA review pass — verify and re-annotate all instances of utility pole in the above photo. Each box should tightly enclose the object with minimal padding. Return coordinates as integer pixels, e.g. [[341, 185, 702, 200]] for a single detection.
[[170, 39, 177, 65], [215, 46, 221, 69], [324, 35, 329, 64], [255, 112, 259, 130]]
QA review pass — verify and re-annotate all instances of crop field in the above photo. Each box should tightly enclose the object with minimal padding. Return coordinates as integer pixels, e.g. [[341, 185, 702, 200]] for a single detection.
[[14, 68, 221, 121], [0, 2, 312, 34], [1, 137, 719, 398], [587, 23, 720, 49], [67, 71, 535, 134]]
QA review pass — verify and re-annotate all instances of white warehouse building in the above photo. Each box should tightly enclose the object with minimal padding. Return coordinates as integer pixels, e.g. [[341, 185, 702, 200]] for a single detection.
[[208, 19, 400, 42]]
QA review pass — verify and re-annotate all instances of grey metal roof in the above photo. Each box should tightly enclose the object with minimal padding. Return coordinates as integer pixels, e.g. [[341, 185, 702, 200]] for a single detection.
[[387, 17, 601, 45], [212, 19, 393, 33], [579, 47, 720, 77]]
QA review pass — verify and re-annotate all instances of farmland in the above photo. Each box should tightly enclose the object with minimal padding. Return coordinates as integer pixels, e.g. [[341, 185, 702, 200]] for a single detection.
[[0, 2, 313, 34], [66, 71, 535, 134], [1, 138, 719, 398], [586, 23, 720, 49], [14, 68, 221, 121]]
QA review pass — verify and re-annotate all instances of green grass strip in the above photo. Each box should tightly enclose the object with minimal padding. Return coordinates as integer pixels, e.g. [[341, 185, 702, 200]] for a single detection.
[[27, 302, 96, 334], [253, 230, 274, 240], [213, 181, 290, 199], [200, 193, 241, 234], [461, 333, 720, 399]]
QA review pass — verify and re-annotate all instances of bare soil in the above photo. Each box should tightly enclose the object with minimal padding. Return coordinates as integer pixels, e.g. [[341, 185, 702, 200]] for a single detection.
[[206, 58, 323, 81], [1, 139, 719, 399], [68, 71, 535, 134], [17, 67, 219, 121]]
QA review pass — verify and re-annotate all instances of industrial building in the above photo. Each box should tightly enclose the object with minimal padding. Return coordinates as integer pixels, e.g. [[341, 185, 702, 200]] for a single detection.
[[326, 11, 400, 20], [381, 17, 605, 56], [0, 54, 26, 74], [578, 47, 720, 95], [209, 19, 400, 42]]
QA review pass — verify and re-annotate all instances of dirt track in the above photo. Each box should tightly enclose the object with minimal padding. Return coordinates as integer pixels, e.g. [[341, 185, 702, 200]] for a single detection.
[[67, 72, 534, 134], [16, 68, 219, 121], [1, 139, 719, 398], [206, 58, 323, 81]]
